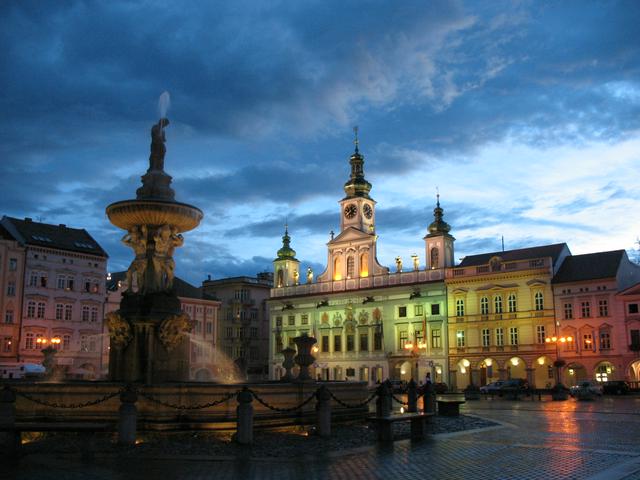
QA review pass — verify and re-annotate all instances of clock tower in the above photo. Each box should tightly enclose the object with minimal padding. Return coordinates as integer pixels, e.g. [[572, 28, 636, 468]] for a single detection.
[[424, 194, 455, 269], [317, 131, 388, 282]]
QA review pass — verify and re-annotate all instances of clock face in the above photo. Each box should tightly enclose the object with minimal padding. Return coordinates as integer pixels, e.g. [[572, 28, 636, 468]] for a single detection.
[[362, 204, 373, 219], [344, 203, 357, 219]]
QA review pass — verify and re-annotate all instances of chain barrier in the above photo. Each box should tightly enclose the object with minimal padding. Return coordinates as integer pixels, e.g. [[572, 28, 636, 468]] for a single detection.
[[138, 390, 237, 410], [391, 393, 408, 406], [249, 388, 317, 413], [327, 389, 378, 409], [14, 389, 122, 409]]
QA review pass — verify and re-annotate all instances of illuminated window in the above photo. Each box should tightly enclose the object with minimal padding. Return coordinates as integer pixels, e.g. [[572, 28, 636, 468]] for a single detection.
[[360, 252, 369, 277], [456, 330, 465, 347], [583, 333, 593, 350]]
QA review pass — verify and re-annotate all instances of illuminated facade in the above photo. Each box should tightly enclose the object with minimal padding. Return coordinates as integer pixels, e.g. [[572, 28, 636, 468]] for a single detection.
[[445, 244, 571, 390], [552, 251, 640, 385], [0, 224, 25, 370], [268, 140, 452, 385]]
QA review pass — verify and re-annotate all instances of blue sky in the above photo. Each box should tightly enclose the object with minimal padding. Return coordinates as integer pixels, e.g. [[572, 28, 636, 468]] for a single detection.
[[1, 1, 639, 285]]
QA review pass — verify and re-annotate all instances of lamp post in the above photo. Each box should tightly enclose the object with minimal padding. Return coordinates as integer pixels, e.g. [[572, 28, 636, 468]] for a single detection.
[[403, 333, 427, 381], [37, 337, 61, 378], [545, 334, 572, 400]]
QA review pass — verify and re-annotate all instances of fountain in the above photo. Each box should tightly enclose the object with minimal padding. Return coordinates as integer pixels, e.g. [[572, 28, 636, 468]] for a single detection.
[[105, 93, 203, 383]]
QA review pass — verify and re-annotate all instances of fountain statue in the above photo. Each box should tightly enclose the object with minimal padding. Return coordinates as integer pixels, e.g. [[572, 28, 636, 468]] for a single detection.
[[105, 93, 203, 383]]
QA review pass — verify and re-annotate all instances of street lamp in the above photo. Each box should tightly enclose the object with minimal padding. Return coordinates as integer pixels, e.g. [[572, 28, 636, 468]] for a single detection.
[[37, 337, 62, 378], [545, 335, 572, 399]]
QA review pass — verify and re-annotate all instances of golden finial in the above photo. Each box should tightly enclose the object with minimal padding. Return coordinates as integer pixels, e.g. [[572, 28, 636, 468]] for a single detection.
[[353, 126, 359, 153]]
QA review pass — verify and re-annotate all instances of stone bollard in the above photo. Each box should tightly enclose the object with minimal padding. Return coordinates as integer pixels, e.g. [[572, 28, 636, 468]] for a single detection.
[[236, 387, 254, 445], [376, 381, 392, 418], [118, 384, 138, 446], [407, 379, 417, 413], [423, 382, 436, 414], [315, 386, 332, 438], [0, 385, 18, 460]]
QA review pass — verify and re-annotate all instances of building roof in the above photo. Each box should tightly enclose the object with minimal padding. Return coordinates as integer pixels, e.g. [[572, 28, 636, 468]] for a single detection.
[[1, 216, 108, 258], [107, 271, 217, 301], [459, 243, 568, 268], [0, 224, 16, 241], [552, 250, 626, 284]]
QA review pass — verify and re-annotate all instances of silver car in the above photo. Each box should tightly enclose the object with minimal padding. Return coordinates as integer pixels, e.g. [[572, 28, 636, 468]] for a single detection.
[[570, 380, 603, 397], [479, 381, 505, 394]]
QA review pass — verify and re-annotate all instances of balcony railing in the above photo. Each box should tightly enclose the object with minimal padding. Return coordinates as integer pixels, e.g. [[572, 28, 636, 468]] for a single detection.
[[447, 257, 551, 279]]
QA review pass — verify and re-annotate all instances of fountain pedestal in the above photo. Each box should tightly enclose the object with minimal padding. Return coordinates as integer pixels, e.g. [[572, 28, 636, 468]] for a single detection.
[[106, 115, 203, 383], [293, 333, 317, 382]]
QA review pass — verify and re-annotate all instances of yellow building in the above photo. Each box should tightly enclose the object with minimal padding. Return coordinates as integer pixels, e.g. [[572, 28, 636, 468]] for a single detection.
[[445, 243, 570, 389]]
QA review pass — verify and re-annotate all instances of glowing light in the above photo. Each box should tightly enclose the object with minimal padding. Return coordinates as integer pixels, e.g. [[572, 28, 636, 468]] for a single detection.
[[568, 368, 575, 376], [456, 332, 463, 338], [560, 337, 566, 343], [484, 359, 492, 367], [460, 366, 466, 374], [551, 336, 557, 342], [360, 270, 369, 277], [462, 359, 470, 368], [400, 369, 406, 375], [404, 342, 413, 350], [537, 358, 545, 365], [400, 407, 405, 414], [545, 338, 551, 343], [334, 274, 342, 281], [510, 358, 519, 366], [312, 345, 319, 353], [436, 366, 442, 374], [567, 336, 573, 342]]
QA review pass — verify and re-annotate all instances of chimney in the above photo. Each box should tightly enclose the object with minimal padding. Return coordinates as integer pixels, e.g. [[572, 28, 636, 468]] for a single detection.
[[24, 217, 32, 222], [59, 224, 66, 228], [207, 274, 212, 281]]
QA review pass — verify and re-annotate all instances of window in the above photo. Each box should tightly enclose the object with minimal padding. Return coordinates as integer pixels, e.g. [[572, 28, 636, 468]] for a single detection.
[[250, 327, 257, 338], [7, 282, 15, 296], [80, 335, 88, 352], [581, 301, 591, 318], [599, 330, 611, 350], [5, 310, 13, 324], [27, 301, 36, 318], [89, 337, 96, 352], [238, 327, 245, 339], [481, 328, 490, 347], [456, 330, 465, 347], [496, 328, 504, 346], [360, 333, 368, 351], [195, 321, 202, 334], [398, 306, 407, 318], [334, 334, 342, 352], [508, 294, 517, 313], [480, 297, 489, 315], [430, 247, 439, 267], [226, 326, 233, 338], [3, 337, 12, 353], [536, 325, 545, 344], [456, 299, 464, 316], [630, 330, 640, 348], [57, 275, 65, 289], [301, 314, 309, 325], [65, 277, 74, 291], [509, 327, 518, 345], [346, 335, 354, 351], [534, 292, 544, 311], [82, 306, 90, 322], [494, 295, 503, 314], [9, 258, 17, 271], [431, 329, 441, 349], [90, 307, 98, 322], [564, 303, 573, 320], [415, 329, 423, 346], [64, 305, 73, 321], [398, 330, 410, 350], [275, 316, 282, 327], [414, 304, 423, 317], [55, 304, 63, 321], [29, 272, 38, 287], [288, 315, 295, 326], [25, 333, 34, 350], [431, 304, 440, 315], [250, 347, 258, 361], [629, 303, 639, 314], [583, 334, 593, 350], [321, 335, 329, 352], [37, 302, 45, 318], [374, 331, 382, 350], [598, 300, 609, 317], [62, 335, 71, 350], [346, 256, 355, 278], [250, 309, 257, 320]]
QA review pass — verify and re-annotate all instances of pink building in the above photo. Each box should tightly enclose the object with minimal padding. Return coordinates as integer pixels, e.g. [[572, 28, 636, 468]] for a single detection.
[[0, 224, 26, 373], [1, 216, 108, 379], [105, 272, 220, 380], [552, 250, 640, 385], [617, 281, 640, 385]]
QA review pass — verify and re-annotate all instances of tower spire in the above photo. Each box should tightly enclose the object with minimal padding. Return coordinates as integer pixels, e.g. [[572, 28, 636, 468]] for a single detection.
[[428, 191, 451, 235], [354, 125, 359, 154], [276, 224, 297, 260], [343, 128, 372, 199]]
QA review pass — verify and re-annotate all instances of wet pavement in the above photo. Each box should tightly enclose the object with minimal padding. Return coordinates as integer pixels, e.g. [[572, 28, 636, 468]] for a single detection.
[[5, 396, 640, 480]]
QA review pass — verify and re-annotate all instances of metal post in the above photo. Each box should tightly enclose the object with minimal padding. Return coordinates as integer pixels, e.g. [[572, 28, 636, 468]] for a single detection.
[[315, 386, 331, 438], [236, 387, 254, 445], [407, 379, 417, 413], [117, 384, 138, 446], [423, 382, 436, 414], [376, 380, 392, 418]]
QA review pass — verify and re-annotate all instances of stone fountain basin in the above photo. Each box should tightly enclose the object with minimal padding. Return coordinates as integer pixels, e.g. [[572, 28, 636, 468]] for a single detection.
[[106, 199, 203, 233]]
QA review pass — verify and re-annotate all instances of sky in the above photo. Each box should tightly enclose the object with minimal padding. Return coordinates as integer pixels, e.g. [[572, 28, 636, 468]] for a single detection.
[[1, 0, 639, 286]]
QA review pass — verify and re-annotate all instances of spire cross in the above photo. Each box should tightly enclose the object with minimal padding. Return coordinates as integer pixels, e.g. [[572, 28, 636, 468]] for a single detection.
[[436, 187, 440, 207], [353, 126, 359, 153]]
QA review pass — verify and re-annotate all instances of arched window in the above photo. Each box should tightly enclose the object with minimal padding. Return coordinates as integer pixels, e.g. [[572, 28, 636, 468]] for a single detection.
[[276, 269, 284, 288], [333, 256, 342, 281], [494, 295, 503, 314], [534, 292, 544, 311], [508, 294, 517, 313], [480, 297, 489, 315], [346, 256, 355, 279], [359, 252, 369, 277], [430, 247, 439, 268]]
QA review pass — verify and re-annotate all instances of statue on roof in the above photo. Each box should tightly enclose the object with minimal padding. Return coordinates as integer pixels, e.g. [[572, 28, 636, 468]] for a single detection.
[[149, 118, 170, 172]]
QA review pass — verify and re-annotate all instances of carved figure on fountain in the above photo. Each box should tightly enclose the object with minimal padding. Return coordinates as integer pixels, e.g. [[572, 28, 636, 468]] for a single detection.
[[152, 224, 183, 291], [122, 225, 148, 292], [159, 312, 193, 352], [106, 311, 133, 349]]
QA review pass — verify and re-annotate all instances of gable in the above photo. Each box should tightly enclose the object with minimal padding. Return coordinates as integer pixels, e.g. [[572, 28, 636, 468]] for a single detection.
[[330, 227, 375, 244]]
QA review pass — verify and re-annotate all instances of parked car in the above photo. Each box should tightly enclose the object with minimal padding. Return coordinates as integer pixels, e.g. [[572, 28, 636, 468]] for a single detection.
[[569, 381, 603, 397], [479, 381, 505, 394], [499, 379, 529, 393], [602, 380, 630, 395]]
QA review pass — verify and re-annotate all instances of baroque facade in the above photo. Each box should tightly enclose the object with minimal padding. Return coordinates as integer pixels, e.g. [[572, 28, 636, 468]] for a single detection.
[[268, 141, 453, 385]]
